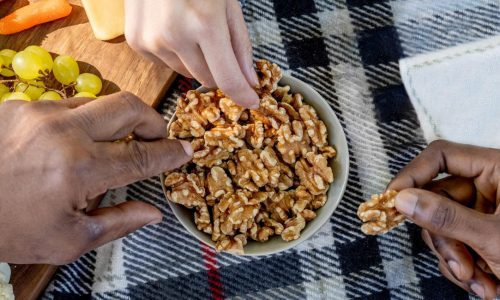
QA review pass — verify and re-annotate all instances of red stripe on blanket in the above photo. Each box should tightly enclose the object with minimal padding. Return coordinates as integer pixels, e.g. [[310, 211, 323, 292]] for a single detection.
[[202, 243, 224, 299]]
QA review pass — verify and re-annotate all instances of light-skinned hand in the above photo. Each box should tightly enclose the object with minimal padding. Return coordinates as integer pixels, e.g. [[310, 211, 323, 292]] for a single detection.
[[124, 0, 260, 108]]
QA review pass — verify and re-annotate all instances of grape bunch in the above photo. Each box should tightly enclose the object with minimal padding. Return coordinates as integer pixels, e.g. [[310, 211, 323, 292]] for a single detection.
[[0, 45, 103, 102]]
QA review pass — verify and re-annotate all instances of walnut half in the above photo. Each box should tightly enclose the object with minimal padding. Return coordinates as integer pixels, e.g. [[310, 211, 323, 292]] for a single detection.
[[357, 190, 406, 235]]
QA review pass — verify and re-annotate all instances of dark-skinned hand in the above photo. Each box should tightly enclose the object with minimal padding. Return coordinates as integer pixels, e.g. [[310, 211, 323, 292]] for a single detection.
[[0, 92, 192, 265], [389, 140, 500, 299]]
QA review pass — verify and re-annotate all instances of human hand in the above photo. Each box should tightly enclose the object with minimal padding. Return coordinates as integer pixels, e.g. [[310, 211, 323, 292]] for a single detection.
[[0, 92, 192, 265], [124, 0, 259, 108], [389, 140, 500, 299]]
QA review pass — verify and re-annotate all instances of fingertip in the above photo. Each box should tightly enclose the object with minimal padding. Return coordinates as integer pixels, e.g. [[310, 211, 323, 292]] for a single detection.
[[395, 189, 419, 217], [146, 215, 163, 226], [235, 89, 260, 109]]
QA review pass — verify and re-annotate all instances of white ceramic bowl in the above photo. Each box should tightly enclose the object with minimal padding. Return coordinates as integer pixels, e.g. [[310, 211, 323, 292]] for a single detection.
[[161, 75, 349, 256]]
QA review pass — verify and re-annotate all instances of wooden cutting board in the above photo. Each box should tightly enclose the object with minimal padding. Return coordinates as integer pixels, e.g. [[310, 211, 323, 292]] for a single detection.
[[0, 0, 177, 299]]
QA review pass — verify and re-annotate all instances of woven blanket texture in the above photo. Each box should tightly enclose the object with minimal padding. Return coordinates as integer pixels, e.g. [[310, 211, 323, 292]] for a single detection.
[[43, 0, 500, 299]]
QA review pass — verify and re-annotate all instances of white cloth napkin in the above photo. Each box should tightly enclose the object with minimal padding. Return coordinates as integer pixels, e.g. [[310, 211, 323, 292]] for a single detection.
[[399, 35, 500, 148], [0, 263, 13, 299]]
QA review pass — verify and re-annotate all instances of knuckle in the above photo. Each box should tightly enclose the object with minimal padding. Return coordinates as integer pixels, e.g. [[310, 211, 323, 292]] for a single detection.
[[142, 34, 163, 53], [81, 217, 105, 244], [39, 116, 67, 134], [127, 141, 151, 178], [119, 91, 146, 118], [430, 202, 457, 233]]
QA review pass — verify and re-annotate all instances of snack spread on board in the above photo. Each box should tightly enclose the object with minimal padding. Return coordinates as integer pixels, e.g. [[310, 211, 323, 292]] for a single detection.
[[164, 60, 337, 254], [357, 190, 406, 235]]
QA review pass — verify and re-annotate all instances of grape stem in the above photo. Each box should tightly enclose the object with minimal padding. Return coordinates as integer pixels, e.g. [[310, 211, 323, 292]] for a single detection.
[[0, 79, 18, 84]]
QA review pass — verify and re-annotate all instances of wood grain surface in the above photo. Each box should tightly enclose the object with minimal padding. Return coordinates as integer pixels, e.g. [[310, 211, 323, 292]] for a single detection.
[[0, 0, 177, 106], [0, 0, 177, 299]]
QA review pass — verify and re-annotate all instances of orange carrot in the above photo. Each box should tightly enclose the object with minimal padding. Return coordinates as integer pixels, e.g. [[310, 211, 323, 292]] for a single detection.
[[0, 0, 72, 35]]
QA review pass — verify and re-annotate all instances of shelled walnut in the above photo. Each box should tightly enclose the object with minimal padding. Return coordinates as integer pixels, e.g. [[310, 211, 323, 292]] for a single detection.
[[164, 60, 337, 254], [357, 190, 405, 235]]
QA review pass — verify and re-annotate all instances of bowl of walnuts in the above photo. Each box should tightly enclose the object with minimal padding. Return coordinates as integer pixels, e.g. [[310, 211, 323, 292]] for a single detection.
[[161, 60, 349, 255]]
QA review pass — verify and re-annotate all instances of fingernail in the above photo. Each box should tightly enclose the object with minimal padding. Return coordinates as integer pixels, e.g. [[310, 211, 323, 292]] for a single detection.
[[147, 217, 162, 226], [395, 190, 418, 217], [250, 70, 259, 87], [496, 285, 500, 296], [471, 283, 485, 299], [180, 140, 193, 157], [448, 260, 461, 279]]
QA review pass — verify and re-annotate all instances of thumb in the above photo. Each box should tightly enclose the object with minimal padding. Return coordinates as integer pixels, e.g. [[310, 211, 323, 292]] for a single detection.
[[98, 138, 193, 190], [84, 201, 163, 250], [395, 188, 495, 251]]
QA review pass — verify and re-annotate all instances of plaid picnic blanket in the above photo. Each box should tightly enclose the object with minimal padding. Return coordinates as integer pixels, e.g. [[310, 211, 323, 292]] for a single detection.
[[43, 1, 500, 299]]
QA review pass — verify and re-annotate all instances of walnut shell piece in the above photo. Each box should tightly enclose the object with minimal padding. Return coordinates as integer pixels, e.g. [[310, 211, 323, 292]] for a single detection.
[[281, 214, 306, 241], [276, 121, 310, 165], [219, 97, 245, 122], [165, 171, 206, 208], [300, 105, 327, 147], [357, 190, 406, 235], [256, 60, 282, 95], [295, 152, 334, 195]]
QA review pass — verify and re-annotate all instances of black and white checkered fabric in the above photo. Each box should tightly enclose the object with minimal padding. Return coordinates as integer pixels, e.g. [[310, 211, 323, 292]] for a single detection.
[[43, 1, 500, 299]]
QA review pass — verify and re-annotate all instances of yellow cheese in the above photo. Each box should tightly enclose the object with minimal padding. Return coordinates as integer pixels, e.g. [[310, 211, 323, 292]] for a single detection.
[[81, 0, 125, 41]]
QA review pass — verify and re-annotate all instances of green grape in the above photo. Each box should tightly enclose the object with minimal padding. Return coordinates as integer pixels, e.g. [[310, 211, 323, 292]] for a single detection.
[[39, 91, 62, 101], [75, 73, 102, 95], [0, 93, 10, 102], [25, 46, 53, 73], [74, 92, 96, 98], [15, 80, 46, 100], [12, 51, 44, 80], [53, 55, 79, 85], [0, 83, 9, 98], [1, 92, 31, 102], [0, 49, 17, 77]]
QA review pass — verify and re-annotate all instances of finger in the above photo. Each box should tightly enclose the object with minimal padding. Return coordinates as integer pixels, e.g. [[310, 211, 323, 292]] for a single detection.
[[438, 262, 470, 292], [427, 232, 475, 281], [83, 201, 162, 251], [226, 0, 259, 87], [424, 176, 476, 207], [469, 265, 498, 300], [477, 257, 494, 275], [388, 140, 499, 192], [95, 139, 192, 190], [58, 96, 96, 108], [176, 45, 216, 87], [70, 91, 168, 141], [395, 188, 496, 252], [199, 17, 259, 108], [422, 177, 476, 281], [155, 49, 193, 79]]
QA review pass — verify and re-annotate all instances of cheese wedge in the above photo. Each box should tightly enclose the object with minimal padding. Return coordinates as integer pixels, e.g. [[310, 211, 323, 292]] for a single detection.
[[81, 0, 125, 41]]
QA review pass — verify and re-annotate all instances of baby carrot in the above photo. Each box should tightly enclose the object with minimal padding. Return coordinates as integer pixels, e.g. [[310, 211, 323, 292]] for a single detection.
[[0, 0, 72, 35]]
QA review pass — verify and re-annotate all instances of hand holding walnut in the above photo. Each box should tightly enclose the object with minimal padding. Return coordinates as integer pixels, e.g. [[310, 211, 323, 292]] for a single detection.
[[389, 140, 500, 299], [0, 92, 192, 264]]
